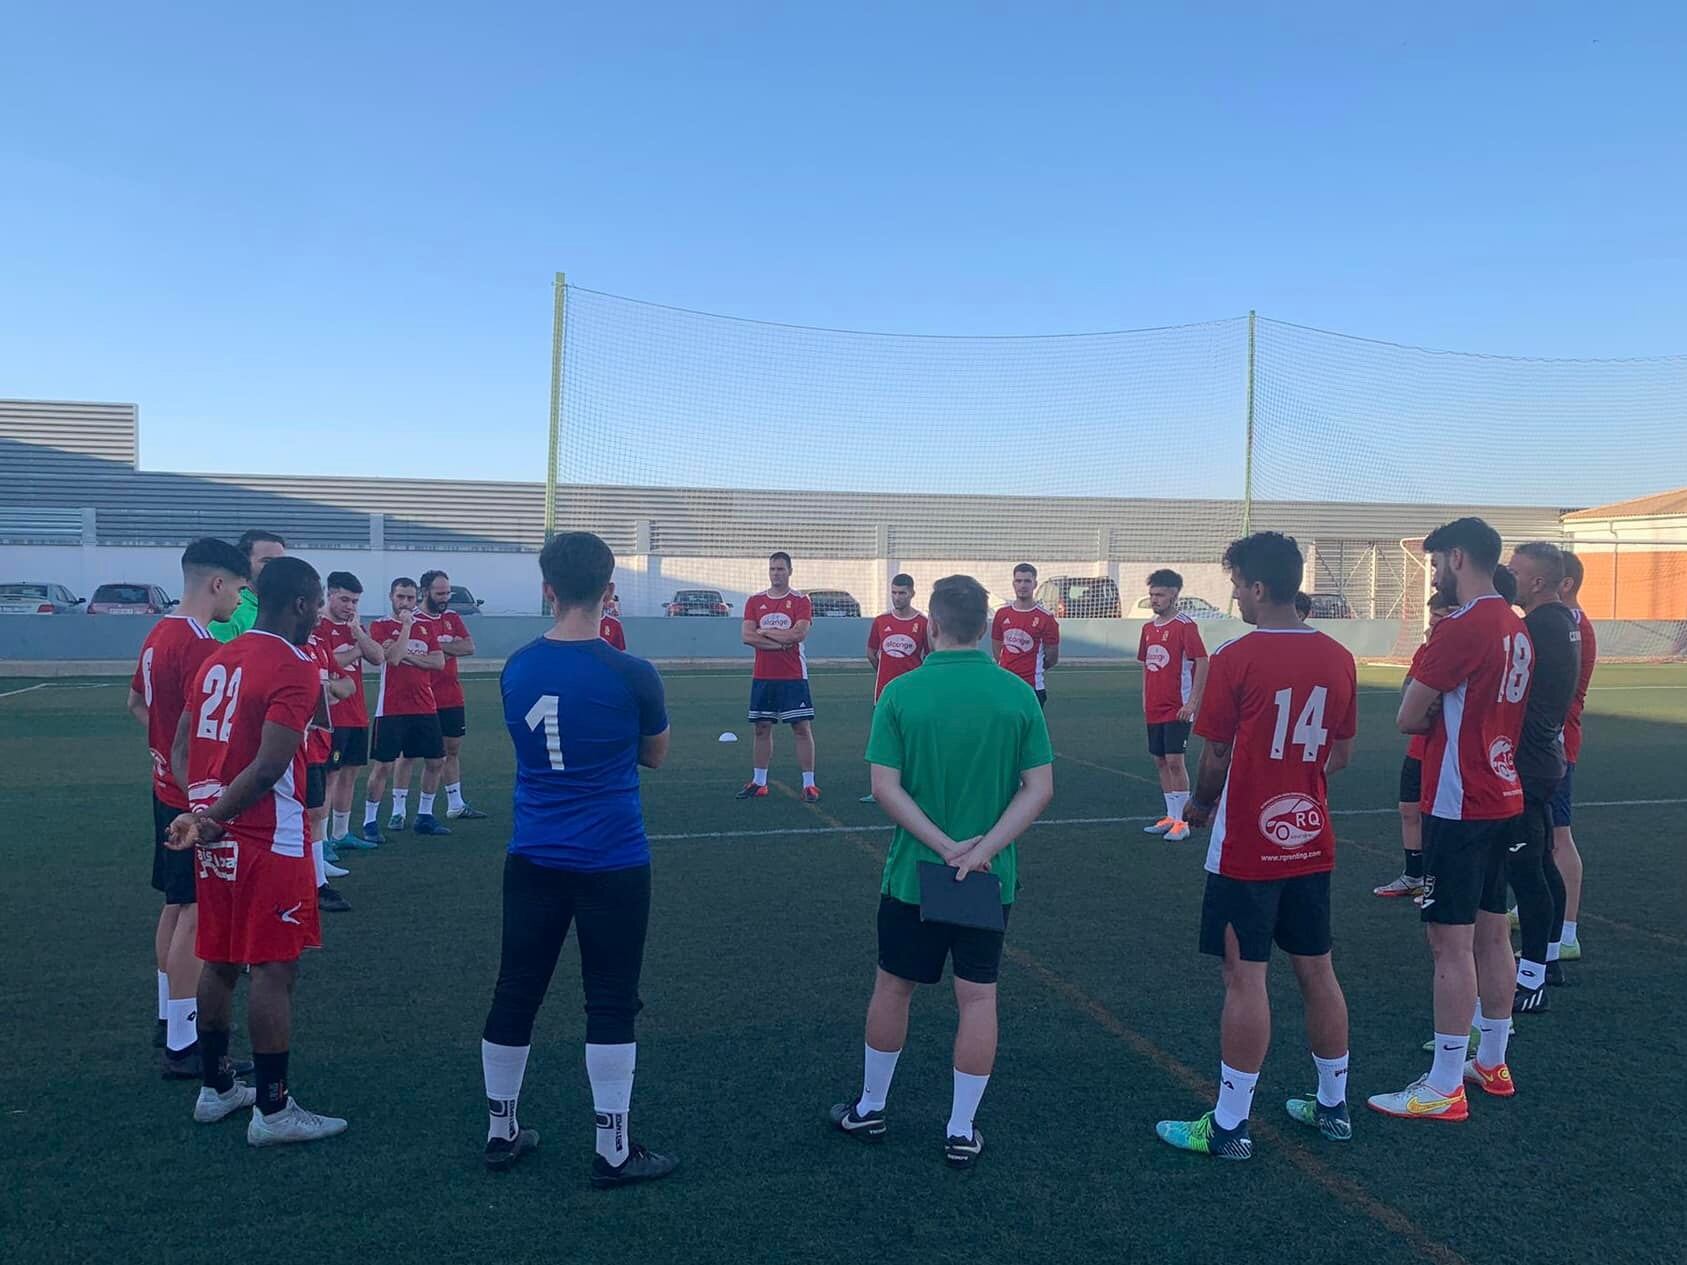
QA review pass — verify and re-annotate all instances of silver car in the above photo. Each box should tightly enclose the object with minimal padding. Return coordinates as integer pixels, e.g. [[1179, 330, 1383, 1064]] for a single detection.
[[0, 582, 84, 614]]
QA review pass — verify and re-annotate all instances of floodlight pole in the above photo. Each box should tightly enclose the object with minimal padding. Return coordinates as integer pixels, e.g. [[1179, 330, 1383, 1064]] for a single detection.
[[545, 271, 567, 543]]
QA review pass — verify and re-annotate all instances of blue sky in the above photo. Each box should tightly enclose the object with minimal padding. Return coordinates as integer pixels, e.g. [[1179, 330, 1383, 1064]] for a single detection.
[[3, 3, 1683, 498]]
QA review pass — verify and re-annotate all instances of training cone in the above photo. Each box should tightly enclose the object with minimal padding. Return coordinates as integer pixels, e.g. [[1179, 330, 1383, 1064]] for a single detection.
[[718, 732, 738, 743]]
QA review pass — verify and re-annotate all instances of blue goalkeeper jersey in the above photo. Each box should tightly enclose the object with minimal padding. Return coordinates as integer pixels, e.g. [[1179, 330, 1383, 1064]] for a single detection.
[[501, 634, 668, 872]]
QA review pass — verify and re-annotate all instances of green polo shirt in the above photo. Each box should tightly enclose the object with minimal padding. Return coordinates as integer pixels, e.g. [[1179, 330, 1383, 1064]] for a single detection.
[[208, 587, 257, 643], [865, 648, 1052, 906]]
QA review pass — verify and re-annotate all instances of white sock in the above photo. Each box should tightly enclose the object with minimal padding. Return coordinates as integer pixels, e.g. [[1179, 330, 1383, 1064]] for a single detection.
[[802, 771, 816, 790], [311, 838, 328, 887], [947, 1069, 989, 1140], [364, 800, 381, 826], [752, 768, 768, 787], [1163, 792, 1178, 819], [857, 1044, 901, 1115], [586, 1042, 636, 1166], [1428, 1032, 1469, 1096], [482, 1040, 530, 1142], [1545, 940, 1562, 963], [166, 996, 197, 1054], [1214, 1063, 1258, 1130], [392, 788, 409, 816], [1169, 791, 1190, 821], [1562, 919, 1578, 944], [1517, 958, 1545, 988], [331, 810, 350, 839], [157, 970, 169, 1021], [447, 781, 465, 811], [418, 791, 436, 817], [1474, 1008, 1511, 1069], [1314, 1052, 1349, 1107]]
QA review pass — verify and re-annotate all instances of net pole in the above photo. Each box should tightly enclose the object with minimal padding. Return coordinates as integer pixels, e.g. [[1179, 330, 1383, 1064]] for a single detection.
[[544, 271, 567, 543], [1242, 308, 1256, 537]]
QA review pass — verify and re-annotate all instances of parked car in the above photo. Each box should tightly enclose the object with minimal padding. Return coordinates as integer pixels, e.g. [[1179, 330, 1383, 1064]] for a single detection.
[[1305, 592, 1355, 619], [666, 589, 732, 617], [87, 583, 175, 615], [1036, 576, 1122, 619], [809, 589, 862, 618], [1129, 595, 1225, 620], [447, 584, 484, 616], [0, 582, 83, 614]]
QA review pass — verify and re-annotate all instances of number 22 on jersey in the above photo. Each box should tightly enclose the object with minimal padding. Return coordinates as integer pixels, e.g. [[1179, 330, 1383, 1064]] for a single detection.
[[196, 664, 244, 742]]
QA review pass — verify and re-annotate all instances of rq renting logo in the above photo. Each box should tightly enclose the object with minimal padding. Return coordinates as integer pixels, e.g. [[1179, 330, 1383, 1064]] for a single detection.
[[1258, 794, 1326, 848]]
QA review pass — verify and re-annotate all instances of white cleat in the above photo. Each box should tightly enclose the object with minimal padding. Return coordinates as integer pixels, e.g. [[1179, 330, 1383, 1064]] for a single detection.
[[1143, 817, 1175, 835], [324, 860, 350, 878], [247, 1097, 349, 1147], [194, 1083, 257, 1123], [1163, 821, 1191, 842]]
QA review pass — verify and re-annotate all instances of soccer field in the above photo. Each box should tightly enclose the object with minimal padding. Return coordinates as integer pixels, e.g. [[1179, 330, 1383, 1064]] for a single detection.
[[4, 663, 1684, 1265]]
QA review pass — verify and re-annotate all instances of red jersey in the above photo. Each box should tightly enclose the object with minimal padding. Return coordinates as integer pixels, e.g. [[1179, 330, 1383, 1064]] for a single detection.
[[133, 615, 221, 809], [868, 611, 929, 701], [1413, 594, 1532, 821], [992, 605, 1059, 690], [1137, 615, 1207, 722], [1562, 609, 1597, 764], [319, 616, 370, 728], [304, 632, 337, 765], [1195, 628, 1358, 880], [745, 590, 812, 681], [428, 610, 471, 709], [370, 615, 441, 717], [600, 614, 627, 651], [184, 630, 316, 858], [1405, 641, 1429, 761]]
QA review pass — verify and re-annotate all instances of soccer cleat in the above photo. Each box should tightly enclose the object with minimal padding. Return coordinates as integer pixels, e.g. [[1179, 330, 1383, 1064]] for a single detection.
[[1544, 961, 1571, 988], [321, 837, 341, 864], [828, 1100, 887, 1141], [413, 814, 451, 837], [735, 782, 769, 800], [1366, 1075, 1469, 1122], [446, 803, 489, 820], [484, 1127, 540, 1172], [1143, 817, 1176, 835], [590, 1142, 679, 1189], [247, 1097, 349, 1147], [324, 859, 350, 879], [1374, 874, 1424, 898], [341, 827, 381, 850], [1513, 983, 1550, 1014], [1507, 906, 1521, 931], [858, 793, 877, 804], [1559, 938, 1582, 962], [1284, 1095, 1352, 1141], [1163, 821, 1191, 842], [317, 884, 351, 913], [1156, 1111, 1252, 1159], [387, 813, 407, 833], [163, 1049, 254, 1080], [802, 785, 822, 803], [194, 1082, 257, 1123], [945, 1128, 984, 1170], [1463, 1059, 1516, 1098]]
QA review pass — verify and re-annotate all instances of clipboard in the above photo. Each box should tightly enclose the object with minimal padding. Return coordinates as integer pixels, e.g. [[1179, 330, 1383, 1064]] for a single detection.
[[311, 680, 334, 732], [917, 861, 1005, 932]]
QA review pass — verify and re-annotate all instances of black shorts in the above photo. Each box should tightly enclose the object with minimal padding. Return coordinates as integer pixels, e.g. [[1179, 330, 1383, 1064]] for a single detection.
[[1147, 720, 1191, 757], [150, 795, 195, 906], [748, 679, 815, 724], [371, 713, 445, 762], [437, 706, 467, 739], [1198, 871, 1331, 962], [876, 895, 1010, 986], [306, 763, 328, 811], [1550, 763, 1576, 828], [1420, 815, 1518, 926], [1399, 755, 1423, 805], [329, 725, 369, 770]]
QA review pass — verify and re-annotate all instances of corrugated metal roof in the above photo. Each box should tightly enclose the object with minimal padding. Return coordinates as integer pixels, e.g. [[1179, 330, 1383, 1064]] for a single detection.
[[0, 399, 137, 467], [1562, 486, 1687, 521]]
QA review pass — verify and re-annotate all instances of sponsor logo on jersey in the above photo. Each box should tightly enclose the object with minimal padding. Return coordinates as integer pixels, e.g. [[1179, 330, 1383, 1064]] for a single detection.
[[760, 612, 794, 631], [1003, 628, 1035, 654], [1144, 643, 1171, 671], [197, 844, 238, 883], [1488, 736, 1518, 783], [1258, 793, 1326, 848], [882, 633, 918, 658]]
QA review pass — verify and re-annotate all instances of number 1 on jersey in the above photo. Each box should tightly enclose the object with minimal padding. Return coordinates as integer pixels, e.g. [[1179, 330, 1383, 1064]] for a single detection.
[[525, 694, 565, 770], [1269, 686, 1329, 762]]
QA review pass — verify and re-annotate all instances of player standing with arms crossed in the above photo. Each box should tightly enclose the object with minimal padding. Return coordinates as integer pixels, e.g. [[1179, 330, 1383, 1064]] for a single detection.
[[1137, 569, 1209, 842], [421, 570, 487, 821], [737, 551, 819, 802], [1158, 533, 1357, 1160], [318, 572, 384, 850], [992, 564, 1059, 706], [166, 556, 348, 1144], [363, 578, 449, 837], [860, 573, 931, 804]]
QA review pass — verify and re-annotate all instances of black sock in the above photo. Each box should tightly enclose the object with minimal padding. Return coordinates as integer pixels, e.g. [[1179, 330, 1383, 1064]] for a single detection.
[[255, 1051, 290, 1115], [168, 1039, 200, 1060], [200, 1029, 233, 1092], [1404, 849, 1424, 879]]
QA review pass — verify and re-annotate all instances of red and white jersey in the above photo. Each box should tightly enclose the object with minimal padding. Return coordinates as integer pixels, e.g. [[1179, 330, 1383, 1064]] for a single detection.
[[600, 614, 627, 651], [133, 615, 221, 809], [993, 604, 1059, 690], [1413, 594, 1532, 821], [1138, 614, 1208, 722], [318, 616, 370, 728], [1196, 628, 1358, 880], [1562, 609, 1597, 764], [427, 609, 471, 709], [745, 590, 812, 681], [868, 611, 929, 701], [185, 631, 316, 858], [370, 615, 441, 717], [304, 632, 337, 765]]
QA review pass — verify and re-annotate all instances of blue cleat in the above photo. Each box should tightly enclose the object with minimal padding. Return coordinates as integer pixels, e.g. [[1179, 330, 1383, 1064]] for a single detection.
[[414, 814, 451, 837]]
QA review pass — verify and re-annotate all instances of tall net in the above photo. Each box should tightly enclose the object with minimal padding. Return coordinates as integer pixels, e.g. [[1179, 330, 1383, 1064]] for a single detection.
[[554, 286, 1687, 658]]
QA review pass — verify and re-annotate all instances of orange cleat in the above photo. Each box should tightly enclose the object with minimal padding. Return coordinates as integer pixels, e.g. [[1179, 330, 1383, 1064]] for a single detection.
[[1463, 1059, 1516, 1098]]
